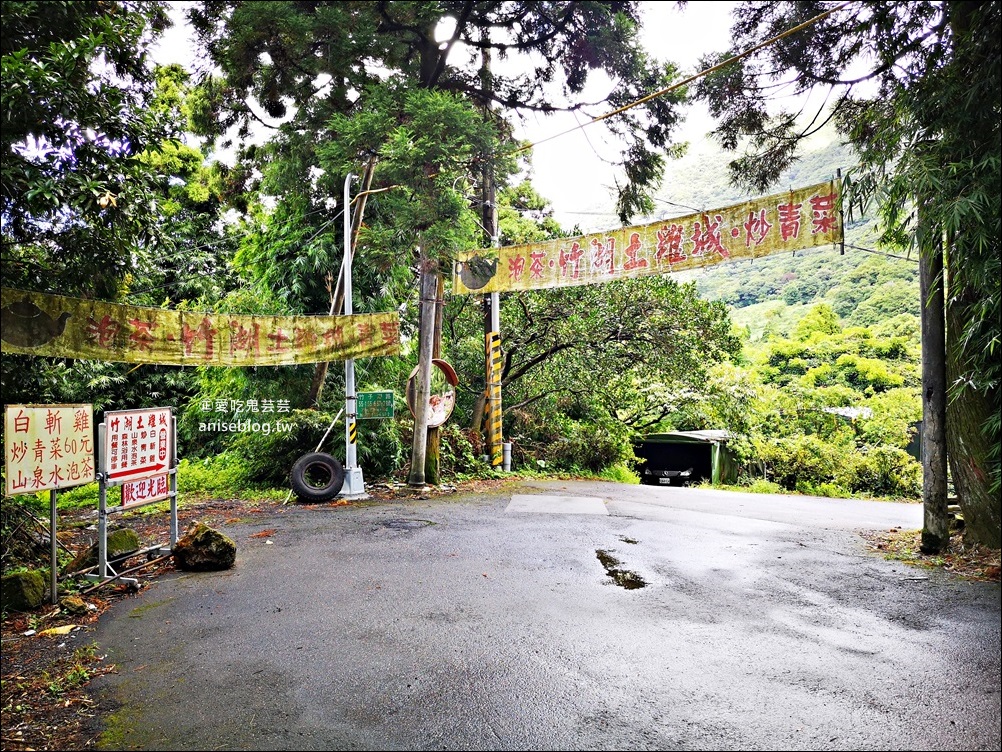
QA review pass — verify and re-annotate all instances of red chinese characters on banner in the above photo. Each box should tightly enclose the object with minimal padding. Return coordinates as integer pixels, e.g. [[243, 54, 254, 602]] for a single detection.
[[128, 318, 158, 352], [182, 317, 218, 360], [691, 214, 729, 260], [529, 251, 547, 279], [590, 237, 616, 274], [559, 242, 585, 278], [121, 473, 170, 508], [85, 315, 122, 348], [778, 199, 802, 241], [294, 327, 319, 350], [103, 407, 171, 484], [229, 321, 261, 359], [380, 320, 400, 346], [656, 224, 687, 265], [267, 327, 290, 353], [4, 405, 95, 496], [743, 209, 773, 248], [810, 191, 837, 234], [323, 325, 344, 349], [357, 322, 376, 345], [622, 232, 647, 271], [453, 181, 841, 295], [508, 254, 526, 283]]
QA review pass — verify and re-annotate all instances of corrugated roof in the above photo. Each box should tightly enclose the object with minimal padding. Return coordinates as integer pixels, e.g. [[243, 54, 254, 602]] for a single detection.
[[640, 430, 730, 444]]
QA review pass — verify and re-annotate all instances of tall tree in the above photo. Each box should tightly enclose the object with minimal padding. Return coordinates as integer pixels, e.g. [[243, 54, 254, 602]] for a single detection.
[[0, 2, 240, 426], [1, 0, 175, 298], [693, 0, 1000, 547], [186, 1, 693, 477]]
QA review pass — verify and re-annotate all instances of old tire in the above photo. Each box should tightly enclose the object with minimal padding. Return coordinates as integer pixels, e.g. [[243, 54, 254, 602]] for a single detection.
[[290, 452, 345, 503]]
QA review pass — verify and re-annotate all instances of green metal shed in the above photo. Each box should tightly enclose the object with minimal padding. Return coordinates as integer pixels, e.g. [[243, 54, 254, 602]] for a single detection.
[[633, 430, 739, 486]]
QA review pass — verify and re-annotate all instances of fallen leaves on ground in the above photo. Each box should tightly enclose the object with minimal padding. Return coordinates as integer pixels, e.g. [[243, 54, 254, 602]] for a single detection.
[[1, 482, 511, 751], [861, 528, 1002, 582]]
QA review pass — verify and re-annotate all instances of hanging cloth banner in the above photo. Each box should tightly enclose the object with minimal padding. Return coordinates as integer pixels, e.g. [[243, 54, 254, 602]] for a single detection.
[[452, 180, 841, 295], [0, 288, 400, 366]]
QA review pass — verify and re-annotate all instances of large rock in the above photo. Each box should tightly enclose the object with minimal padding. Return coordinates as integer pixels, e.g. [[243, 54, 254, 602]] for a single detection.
[[173, 522, 236, 571], [63, 527, 142, 574], [1, 569, 46, 611]]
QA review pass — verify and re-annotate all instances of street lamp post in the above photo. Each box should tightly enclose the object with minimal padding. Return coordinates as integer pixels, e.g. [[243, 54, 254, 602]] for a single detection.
[[340, 172, 366, 498]]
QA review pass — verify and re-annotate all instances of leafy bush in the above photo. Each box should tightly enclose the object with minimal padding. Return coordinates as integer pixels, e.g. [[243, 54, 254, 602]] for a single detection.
[[537, 415, 635, 473], [743, 478, 785, 495], [795, 479, 852, 498], [756, 434, 920, 499], [600, 463, 641, 484], [757, 435, 851, 491], [355, 418, 407, 480], [176, 453, 258, 498], [852, 446, 921, 498], [226, 409, 344, 486], [32, 482, 120, 510], [436, 423, 483, 477]]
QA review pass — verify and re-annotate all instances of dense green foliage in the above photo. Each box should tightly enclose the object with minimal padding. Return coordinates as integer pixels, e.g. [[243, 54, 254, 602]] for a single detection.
[[693, 0, 1000, 543], [1, 0, 173, 296], [5, 0, 990, 569]]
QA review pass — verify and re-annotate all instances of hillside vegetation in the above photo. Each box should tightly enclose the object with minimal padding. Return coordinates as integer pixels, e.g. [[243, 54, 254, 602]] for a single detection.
[[640, 136, 923, 499]]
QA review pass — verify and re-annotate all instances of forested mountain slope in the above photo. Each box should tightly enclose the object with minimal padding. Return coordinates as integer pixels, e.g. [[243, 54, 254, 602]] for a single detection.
[[653, 134, 918, 338]]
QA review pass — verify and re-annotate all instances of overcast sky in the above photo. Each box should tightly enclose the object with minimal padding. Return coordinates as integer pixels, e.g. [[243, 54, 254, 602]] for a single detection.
[[153, 2, 741, 232], [517, 2, 739, 231]]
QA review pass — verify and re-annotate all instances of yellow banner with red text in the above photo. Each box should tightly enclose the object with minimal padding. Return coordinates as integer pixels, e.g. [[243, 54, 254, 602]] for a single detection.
[[452, 181, 841, 295], [0, 289, 400, 366]]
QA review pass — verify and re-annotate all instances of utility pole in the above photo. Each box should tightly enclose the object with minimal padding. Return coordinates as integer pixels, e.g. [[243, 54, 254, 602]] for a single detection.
[[479, 35, 503, 468], [340, 172, 366, 497], [425, 272, 446, 484], [308, 157, 376, 407], [408, 254, 438, 488]]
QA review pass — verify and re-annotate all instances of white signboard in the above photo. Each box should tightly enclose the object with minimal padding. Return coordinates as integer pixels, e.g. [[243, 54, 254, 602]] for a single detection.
[[101, 407, 172, 485], [121, 473, 171, 508], [4, 404, 95, 496]]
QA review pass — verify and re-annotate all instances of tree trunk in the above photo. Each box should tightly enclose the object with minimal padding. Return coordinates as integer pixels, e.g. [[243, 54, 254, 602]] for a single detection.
[[408, 256, 438, 487], [919, 225, 950, 554], [945, 250, 1002, 548], [470, 390, 486, 433], [425, 272, 445, 485], [941, 1, 1002, 549]]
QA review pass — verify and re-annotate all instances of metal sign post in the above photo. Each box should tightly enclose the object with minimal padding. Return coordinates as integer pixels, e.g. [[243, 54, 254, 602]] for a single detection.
[[90, 407, 179, 586], [4, 404, 96, 603]]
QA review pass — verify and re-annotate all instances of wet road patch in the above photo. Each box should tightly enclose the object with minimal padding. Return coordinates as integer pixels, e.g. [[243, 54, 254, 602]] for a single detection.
[[596, 549, 647, 589], [379, 519, 435, 531], [506, 495, 608, 515]]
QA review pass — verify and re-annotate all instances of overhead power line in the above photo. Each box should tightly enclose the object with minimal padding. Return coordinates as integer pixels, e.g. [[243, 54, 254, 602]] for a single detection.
[[512, 1, 853, 156]]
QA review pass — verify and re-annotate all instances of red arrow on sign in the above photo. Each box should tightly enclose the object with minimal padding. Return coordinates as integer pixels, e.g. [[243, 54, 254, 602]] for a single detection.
[[108, 463, 166, 480]]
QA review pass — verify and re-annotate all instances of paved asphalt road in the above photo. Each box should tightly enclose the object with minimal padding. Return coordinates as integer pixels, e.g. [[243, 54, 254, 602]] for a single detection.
[[90, 480, 1001, 751]]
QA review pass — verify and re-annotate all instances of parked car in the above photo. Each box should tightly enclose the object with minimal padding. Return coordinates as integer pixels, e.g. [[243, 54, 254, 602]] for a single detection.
[[639, 465, 694, 486]]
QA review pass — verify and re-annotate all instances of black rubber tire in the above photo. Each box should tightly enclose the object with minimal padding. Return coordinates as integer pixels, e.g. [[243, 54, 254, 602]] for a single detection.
[[290, 452, 345, 503]]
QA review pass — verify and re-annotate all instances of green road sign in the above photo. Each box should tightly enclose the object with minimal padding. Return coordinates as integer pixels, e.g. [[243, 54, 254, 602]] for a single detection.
[[357, 391, 394, 419]]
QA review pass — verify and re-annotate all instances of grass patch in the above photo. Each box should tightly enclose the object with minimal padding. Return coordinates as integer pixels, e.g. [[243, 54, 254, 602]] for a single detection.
[[862, 528, 1001, 581]]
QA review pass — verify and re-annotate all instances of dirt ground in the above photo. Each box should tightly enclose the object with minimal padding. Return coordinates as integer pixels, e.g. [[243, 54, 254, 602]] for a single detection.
[[1, 487, 998, 752]]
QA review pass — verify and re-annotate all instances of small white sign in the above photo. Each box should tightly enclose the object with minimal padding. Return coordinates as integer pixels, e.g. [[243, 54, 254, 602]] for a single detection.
[[102, 407, 172, 485], [121, 473, 171, 509], [4, 404, 95, 496]]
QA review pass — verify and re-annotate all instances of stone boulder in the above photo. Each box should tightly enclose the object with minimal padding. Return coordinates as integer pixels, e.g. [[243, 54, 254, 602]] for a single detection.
[[172, 521, 236, 571], [63, 527, 142, 574], [1, 569, 46, 611], [59, 594, 92, 615]]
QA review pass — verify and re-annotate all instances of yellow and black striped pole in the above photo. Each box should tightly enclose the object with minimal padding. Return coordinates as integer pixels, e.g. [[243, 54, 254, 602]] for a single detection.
[[486, 331, 503, 466]]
